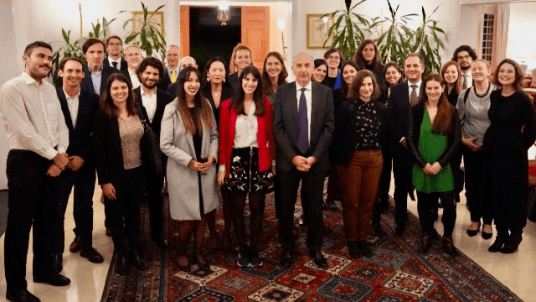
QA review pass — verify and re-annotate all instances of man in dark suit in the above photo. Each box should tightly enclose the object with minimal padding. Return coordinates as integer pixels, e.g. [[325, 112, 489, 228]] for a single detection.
[[159, 44, 180, 91], [387, 52, 425, 237], [80, 38, 120, 96], [122, 45, 143, 89], [134, 57, 174, 249], [105, 36, 128, 71], [52, 57, 103, 274], [273, 52, 335, 269]]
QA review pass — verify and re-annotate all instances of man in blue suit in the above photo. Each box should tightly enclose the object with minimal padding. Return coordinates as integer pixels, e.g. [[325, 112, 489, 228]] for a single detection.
[[80, 38, 120, 96]]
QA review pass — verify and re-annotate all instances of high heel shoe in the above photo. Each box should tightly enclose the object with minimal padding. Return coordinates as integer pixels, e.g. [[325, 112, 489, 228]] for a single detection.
[[194, 250, 210, 272], [466, 222, 481, 237], [419, 233, 433, 254], [488, 229, 508, 253], [481, 224, 493, 240], [442, 236, 457, 256], [501, 230, 522, 254]]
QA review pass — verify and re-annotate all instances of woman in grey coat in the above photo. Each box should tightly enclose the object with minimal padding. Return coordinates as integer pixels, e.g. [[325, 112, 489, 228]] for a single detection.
[[160, 67, 219, 272]]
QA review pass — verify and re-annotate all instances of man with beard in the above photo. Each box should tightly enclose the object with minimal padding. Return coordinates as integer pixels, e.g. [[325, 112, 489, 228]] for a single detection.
[[1, 41, 70, 302], [122, 45, 143, 89], [134, 57, 174, 249], [452, 45, 477, 89], [52, 57, 103, 274], [81, 38, 120, 96]]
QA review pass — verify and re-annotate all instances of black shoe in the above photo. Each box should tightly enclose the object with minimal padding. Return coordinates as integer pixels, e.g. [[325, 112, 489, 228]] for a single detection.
[[466, 222, 481, 237], [69, 236, 81, 253], [117, 252, 128, 275], [309, 251, 328, 270], [237, 247, 250, 267], [131, 250, 148, 271], [6, 289, 40, 302], [419, 233, 433, 254], [152, 235, 169, 250], [280, 251, 293, 268], [442, 236, 457, 256], [501, 231, 522, 254], [194, 250, 210, 272], [80, 247, 104, 263], [395, 224, 405, 237], [33, 273, 71, 286], [347, 241, 360, 259], [489, 231, 508, 253], [481, 224, 493, 240], [52, 254, 63, 274], [249, 247, 263, 267], [356, 240, 373, 258]]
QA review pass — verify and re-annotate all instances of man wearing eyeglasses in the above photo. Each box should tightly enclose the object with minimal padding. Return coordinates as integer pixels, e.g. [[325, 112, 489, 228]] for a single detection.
[[105, 36, 128, 71], [452, 45, 478, 89]]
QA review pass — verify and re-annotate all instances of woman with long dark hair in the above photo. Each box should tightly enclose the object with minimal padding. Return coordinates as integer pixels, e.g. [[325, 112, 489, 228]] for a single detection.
[[218, 65, 276, 267], [407, 74, 461, 256], [333, 70, 386, 258], [262, 52, 288, 104], [93, 73, 148, 275], [312, 59, 328, 85], [201, 56, 235, 252], [160, 67, 219, 272], [354, 39, 385, 90], [484, 59, 536, 254]]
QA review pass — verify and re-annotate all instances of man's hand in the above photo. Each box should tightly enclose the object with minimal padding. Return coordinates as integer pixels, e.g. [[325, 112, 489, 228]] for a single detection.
[[102, 183, 116, 200], [67, 156, 85, 171], [53, 152, 69, 170], [305, 156, 317, 169], [291, 156, 308, 171], [462, 135, 481, 152], [46, 163, 62, 177]]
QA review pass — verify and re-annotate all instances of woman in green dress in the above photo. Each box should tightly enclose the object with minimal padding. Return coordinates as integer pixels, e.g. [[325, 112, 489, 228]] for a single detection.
[[407, 74, 461, 255]]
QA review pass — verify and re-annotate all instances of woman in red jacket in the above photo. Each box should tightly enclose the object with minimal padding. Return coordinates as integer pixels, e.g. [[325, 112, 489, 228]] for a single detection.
[[218, 65, 276, 268]]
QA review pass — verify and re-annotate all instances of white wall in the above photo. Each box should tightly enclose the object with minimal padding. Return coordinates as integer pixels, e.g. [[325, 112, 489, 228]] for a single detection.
[[507, 1, 536, 71], [457, 4, 481, 54]]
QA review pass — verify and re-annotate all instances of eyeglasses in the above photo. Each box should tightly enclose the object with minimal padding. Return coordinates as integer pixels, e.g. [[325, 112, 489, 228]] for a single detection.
[[327, 55, 340, 60]]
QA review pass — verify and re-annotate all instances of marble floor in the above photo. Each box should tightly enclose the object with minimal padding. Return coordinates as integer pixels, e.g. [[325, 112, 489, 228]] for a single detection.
[[0, 182, 536, 302]]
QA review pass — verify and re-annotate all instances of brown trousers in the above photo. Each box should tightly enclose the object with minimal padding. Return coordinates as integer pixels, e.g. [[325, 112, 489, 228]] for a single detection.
[[337, 150, 383, 241]]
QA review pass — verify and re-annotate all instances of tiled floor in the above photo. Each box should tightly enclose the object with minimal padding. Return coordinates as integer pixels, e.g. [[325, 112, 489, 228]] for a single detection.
[[0, 181, 535, 302]]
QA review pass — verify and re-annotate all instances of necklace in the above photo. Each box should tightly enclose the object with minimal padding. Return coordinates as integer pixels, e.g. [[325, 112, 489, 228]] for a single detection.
[[474, 83, 491, 98]]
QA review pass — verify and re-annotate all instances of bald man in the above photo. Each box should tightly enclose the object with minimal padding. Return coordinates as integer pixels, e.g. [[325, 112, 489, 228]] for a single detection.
[[180, 56, 197, 70], [273, 52, 334, 270]]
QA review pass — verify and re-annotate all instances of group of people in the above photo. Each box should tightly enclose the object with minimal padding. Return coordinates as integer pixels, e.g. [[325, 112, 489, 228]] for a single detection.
[[1, 35, 535, 302]]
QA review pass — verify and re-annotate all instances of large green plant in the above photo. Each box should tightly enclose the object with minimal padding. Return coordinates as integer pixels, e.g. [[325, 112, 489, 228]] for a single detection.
[[88, 17, 116, 39], [121, 2, 167, 60]]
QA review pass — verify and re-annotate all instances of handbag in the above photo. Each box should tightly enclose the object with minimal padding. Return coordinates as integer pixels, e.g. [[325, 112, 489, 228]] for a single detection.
[[137, 103, 164, 178]]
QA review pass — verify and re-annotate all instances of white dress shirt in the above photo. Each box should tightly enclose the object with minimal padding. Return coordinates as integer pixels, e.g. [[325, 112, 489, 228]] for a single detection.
[[296, 81, 313, 144], [0, 72, 69, 160], [108, 57, 122, 70], [233, 103, 259, 149], [128, 69, 140, 89], [63, 88, 80, 128], [407, 79, 422, 100], [141, 88, 157, 123]]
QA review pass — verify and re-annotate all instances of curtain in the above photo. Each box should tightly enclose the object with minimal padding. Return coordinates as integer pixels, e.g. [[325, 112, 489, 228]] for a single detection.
[[493, 3, 509, 68]]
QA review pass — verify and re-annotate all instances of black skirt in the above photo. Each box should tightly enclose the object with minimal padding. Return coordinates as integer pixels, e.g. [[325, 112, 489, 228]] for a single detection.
[[223, 147, 274, 193]]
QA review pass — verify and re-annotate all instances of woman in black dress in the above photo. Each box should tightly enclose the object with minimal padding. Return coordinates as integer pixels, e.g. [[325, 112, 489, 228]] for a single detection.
[[484, 59, 536, 254], [201, 56, 235, 252]]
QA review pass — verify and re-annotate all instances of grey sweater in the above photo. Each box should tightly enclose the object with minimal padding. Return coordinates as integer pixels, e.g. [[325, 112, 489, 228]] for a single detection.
[[456, 84, 496, 146]]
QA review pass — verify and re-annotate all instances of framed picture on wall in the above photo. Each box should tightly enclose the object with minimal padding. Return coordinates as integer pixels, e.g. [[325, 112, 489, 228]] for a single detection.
[[306, 14, 334, 49], [131, 11, 165, 45]]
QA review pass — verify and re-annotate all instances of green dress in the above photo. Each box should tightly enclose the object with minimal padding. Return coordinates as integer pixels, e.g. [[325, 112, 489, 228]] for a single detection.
[[412, 110, 454, 194]]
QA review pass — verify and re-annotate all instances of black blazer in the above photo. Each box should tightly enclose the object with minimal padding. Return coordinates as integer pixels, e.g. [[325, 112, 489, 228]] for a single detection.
[[56, 88, 100, 163], [333, 99, 387, 166], [93, 110, 147, 185], [167, 82, 178, 98], [387, 81, 412, 148], [105, 56, 128, 71], [159, 69, 172, 92], [406, 103, 461, 169], [81, 63, 120, 95], [133, 87, 174, 137], [273, 81, 335, 173]]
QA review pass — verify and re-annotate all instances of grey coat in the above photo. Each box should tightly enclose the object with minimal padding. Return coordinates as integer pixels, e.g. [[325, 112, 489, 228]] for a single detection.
[[160, 101, 219, 221]]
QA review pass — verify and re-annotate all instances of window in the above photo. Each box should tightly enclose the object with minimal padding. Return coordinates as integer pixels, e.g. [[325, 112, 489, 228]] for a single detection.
[[481, 14, 495, 62]]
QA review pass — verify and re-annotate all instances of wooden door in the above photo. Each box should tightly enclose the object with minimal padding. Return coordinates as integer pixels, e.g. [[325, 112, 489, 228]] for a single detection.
[[241, 6, 270, 70], [180, 5, 190, 57]]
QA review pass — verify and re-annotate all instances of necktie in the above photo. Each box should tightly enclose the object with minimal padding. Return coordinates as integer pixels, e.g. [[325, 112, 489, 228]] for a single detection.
[[297, 88, 309, 154], [410, 84, 418, 106], [463, 74, 468, 89], [171, 70, 176, 83], [112, 61, 118, 69]]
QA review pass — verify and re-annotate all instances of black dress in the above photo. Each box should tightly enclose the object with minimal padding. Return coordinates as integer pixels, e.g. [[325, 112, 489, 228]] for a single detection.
[[202, 85, 234, 126], [446, 87, 464, 201], [447, 88, 459, 107], [190, 107, 205, 214], [483, 90, 536, 230]]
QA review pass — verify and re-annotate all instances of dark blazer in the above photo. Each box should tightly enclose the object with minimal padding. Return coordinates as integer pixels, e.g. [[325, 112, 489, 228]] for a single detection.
[[333, 99, 387, 166], [202, 84, 234, 125], [81, 63, 120, 95], [406, 103, 461, 168], [159, 69, 172, 92], [105, 56, 128, 71], [93, 110, 147, 185], [387, 81, 412, 148], [133, 87, 174, 138], [273, 81, 335, 173], [56, 88, 100, 163]]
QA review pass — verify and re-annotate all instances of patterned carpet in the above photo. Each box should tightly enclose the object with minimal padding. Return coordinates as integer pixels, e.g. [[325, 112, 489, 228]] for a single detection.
[[101, 191, 523, 302]]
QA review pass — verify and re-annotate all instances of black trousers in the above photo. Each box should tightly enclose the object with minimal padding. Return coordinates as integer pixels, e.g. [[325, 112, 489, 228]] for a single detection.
[[416, 190, 456, 236], [464, 147, 493, 225], [104, 167, 144, 253], [392, 146, 413, 227], [277, 168, 325, 253], [5, 150, 60, 293], [379, 138, 392, 206], [53, 164, 96, 253], [451, 148, 465, 202], [145, 171, 165, 239]]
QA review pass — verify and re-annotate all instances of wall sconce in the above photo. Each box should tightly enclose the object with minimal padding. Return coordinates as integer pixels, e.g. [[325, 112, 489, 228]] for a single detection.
[[277, 19, 287, 57], [217, 1, 230, 26]]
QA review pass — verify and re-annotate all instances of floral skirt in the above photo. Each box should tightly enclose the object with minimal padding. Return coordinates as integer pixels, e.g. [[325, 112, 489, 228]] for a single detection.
[[223, 147, 274, 193]]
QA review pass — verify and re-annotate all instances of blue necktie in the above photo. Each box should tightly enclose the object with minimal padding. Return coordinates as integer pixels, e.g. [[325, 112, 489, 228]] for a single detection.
[[298, 88, 309, 154]]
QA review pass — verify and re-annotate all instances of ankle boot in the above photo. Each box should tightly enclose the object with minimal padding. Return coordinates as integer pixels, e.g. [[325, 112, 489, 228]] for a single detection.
[[488, 227, 508, 253], [347, 241, 360, 259], [501, 229, 523, 254], [194, 249, 210, 272], [419, 233, 433, 254]]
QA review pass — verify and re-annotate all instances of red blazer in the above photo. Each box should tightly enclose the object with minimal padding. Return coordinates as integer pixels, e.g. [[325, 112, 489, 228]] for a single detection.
[[219, 97, 276, 177]]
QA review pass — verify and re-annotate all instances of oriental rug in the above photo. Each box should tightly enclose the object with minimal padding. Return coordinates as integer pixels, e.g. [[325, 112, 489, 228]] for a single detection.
[[101, 190, 523, 302]]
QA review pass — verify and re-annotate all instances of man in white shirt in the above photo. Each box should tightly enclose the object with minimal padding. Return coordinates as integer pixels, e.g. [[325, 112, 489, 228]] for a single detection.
[[0, 41, 71, 302], [133, 57, 174, 250], [159, 45, 180, 91], [122, 45, 143, 89], [52, 57, 103, 274], [105, 35, 127, 71], [452, 45, 477, 89]]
